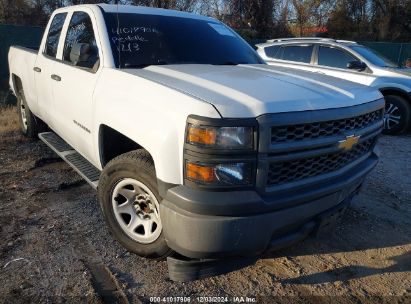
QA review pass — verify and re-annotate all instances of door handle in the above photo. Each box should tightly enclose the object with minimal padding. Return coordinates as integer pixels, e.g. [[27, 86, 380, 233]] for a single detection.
[[33, 67, 41, 73], [51, 74, 61, 81]]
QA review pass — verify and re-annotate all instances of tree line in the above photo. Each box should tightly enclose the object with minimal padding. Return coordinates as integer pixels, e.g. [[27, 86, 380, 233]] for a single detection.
[[1, 0, 411, 42]]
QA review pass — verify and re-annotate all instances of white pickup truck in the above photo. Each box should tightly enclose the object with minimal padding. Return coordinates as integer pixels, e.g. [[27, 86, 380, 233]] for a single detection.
[[9, 4, 384, 279]]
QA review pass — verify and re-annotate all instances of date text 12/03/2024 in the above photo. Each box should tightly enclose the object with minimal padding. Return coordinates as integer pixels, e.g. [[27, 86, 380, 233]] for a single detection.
[[149, 296, 257, 303]]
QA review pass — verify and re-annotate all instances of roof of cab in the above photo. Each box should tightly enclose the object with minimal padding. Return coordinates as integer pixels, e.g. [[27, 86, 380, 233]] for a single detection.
[[97, 4, 212, 21], [52, 3, 214, 21]]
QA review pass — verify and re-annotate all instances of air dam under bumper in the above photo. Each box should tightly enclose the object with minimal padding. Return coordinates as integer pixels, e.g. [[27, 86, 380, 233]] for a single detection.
[[160, 153, 378, 259]]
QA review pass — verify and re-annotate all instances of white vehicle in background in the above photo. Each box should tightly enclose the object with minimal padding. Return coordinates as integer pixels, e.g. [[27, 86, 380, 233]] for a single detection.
[[257, 38, 411, 135]]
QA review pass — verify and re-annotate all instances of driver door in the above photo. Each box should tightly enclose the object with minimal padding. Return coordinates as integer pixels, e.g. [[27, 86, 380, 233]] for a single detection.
[[50, 10, 101, 163]]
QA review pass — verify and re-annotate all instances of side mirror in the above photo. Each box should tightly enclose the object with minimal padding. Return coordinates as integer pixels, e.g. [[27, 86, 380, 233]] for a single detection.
[[70, 43, 91, 65], [347, 60, 367, 71]]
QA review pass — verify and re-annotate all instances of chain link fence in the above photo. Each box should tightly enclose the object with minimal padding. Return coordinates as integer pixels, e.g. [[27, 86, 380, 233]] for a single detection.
[[0, 24, 44, 105], [360, 42, 411, 66]]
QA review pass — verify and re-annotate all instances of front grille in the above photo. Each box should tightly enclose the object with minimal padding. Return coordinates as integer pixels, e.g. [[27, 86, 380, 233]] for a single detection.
[[271, 109, 383, 144], [267, 138, 375, 186]]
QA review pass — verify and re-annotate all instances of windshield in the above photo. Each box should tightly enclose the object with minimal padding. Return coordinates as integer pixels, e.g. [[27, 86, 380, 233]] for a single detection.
[[103, 13, 264, 68], [349, 45, 398, 68]]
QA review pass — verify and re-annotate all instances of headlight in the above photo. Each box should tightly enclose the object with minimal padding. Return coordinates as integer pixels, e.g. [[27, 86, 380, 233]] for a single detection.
[[185, 161, 254, 186], [184, 115, 257, 189], [186, 124, 254, 150]]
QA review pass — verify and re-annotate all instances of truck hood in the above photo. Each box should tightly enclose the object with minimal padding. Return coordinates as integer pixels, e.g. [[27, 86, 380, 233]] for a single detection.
[[124, 64, 382, 118]]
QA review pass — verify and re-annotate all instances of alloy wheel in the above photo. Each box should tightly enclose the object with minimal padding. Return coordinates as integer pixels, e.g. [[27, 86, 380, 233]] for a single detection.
[[384, 102, 402, 131]]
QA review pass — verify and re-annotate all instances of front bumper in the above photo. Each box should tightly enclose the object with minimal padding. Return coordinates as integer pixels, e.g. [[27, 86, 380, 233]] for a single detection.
[[160, 153, 378, 259]]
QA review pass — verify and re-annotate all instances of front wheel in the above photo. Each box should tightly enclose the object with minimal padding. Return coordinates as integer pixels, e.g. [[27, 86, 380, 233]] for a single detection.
[[98, 150, 172, 259], [382, 95, 411, 135]]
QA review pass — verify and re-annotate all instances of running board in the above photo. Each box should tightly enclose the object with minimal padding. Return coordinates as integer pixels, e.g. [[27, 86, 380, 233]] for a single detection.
[[39, 132, 100, 189]]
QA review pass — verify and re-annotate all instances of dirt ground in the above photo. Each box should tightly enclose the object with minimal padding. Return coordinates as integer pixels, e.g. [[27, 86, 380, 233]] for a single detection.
[[0, 108, 410, 304]]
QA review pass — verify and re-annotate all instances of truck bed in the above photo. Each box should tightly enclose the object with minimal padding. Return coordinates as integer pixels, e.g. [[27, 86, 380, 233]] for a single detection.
[[11, 45, 39, 53], [8, 45, 38, 113]]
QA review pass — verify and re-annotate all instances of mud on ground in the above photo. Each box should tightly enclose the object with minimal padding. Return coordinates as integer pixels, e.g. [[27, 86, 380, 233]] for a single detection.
[[0, 110, 410, 303]]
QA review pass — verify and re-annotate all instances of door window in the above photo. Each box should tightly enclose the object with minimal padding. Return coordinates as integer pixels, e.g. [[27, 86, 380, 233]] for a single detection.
[[63, 12, 99, 70], [280, 45, 313, 63], [264, 45, 280, 58], [44, 13, 67, 58], [318, 46, 357, 69]]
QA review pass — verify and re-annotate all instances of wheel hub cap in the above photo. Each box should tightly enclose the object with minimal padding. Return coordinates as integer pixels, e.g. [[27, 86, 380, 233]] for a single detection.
[[112, 178, 162, 244], [20, 102, 28, 131]]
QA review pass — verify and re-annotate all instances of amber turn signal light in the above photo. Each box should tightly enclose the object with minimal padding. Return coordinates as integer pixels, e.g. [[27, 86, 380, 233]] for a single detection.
[[187, 125, 217, 146], [186, 162, 215, 183]]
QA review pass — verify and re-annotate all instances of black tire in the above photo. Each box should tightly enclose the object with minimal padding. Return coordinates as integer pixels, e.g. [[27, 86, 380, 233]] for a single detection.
[[98, 150, 172, 259], [17, 89, 48, 138], [382, 95, 411, 135]]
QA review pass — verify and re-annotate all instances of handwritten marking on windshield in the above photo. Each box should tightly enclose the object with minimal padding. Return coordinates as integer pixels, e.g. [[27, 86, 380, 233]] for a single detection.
[[115, 42, 140, 52], [111, 26, 161, 53], [111, 27, 160, 35], [112, 35, 147, 44]]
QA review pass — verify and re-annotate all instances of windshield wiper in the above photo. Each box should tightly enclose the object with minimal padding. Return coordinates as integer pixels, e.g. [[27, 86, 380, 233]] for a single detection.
[[124, 63, 152, 68], [124, 61, 247, 68], [213, 61, 242, 66], [124, 60, 170, 69]]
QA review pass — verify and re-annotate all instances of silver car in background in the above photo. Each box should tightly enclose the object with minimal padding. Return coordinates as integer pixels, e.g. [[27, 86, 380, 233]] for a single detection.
[[257, 38, 411, 135]]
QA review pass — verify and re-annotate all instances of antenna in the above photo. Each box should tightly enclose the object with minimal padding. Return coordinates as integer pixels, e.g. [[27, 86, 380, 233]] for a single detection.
[[115, 0, 121, 67]]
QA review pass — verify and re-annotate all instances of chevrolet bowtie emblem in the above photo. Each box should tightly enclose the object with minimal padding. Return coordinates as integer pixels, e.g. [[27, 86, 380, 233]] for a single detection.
[[338, 135, 360, 151]]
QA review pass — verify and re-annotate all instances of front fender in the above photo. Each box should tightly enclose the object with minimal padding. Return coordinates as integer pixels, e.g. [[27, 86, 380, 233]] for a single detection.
[[93, 68, 220, 185], [372, 77, 411, 94]]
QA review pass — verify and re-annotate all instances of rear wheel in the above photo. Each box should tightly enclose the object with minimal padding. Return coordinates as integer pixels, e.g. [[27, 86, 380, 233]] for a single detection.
[[17, 89, 47, 138], [382, 95, 411, 135], [98, 150, 172, 259], [17, 90, 35, 138]]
